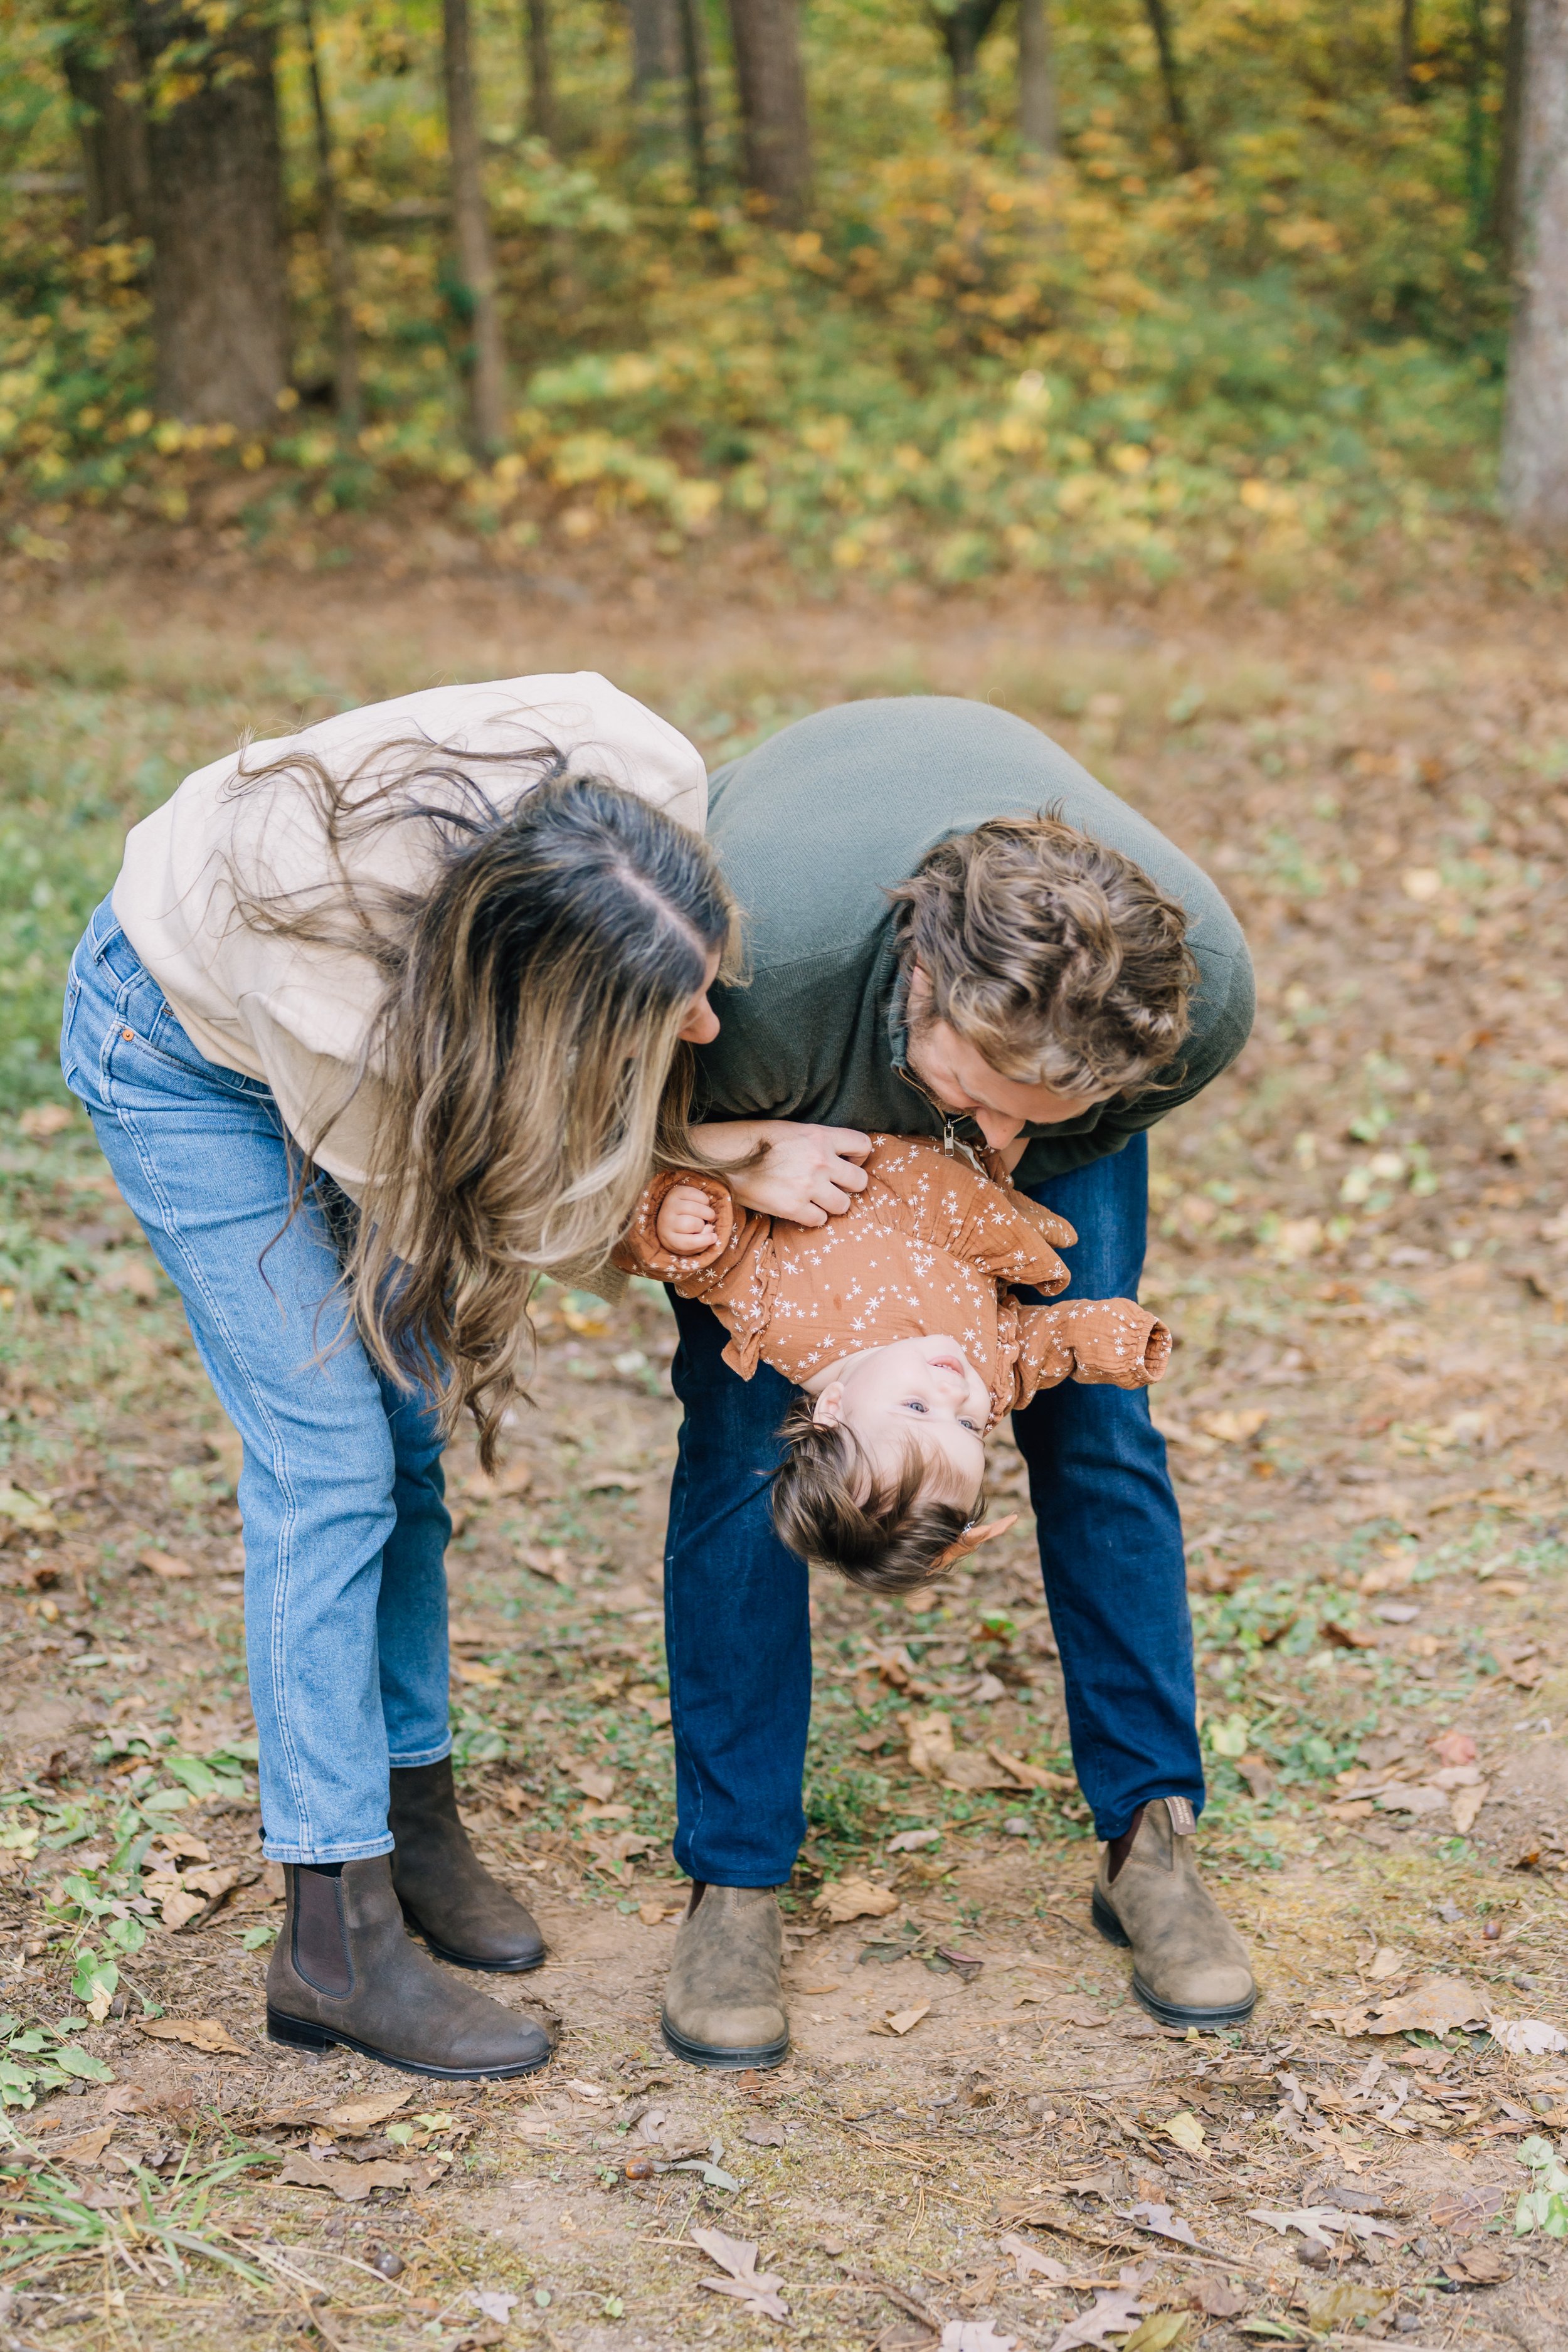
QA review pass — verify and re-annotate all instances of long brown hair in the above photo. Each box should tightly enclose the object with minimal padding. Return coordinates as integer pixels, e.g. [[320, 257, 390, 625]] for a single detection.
[[226, 743, 737, 1463]]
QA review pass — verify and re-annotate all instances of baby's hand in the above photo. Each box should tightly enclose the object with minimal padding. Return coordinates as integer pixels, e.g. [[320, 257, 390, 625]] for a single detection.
[[655, 1182, 720, 1255]]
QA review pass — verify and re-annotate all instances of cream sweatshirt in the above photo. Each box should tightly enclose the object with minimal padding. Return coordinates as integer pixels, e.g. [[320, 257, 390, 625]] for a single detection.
[[112, 672, 706, 1197]]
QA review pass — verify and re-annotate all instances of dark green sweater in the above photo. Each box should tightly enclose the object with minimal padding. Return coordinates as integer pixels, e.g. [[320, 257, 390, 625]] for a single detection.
[[693, 697, 1253, 1187]]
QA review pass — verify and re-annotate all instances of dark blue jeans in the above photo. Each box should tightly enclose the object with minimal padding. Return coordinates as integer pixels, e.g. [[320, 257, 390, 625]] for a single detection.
[[662, 1132, 1205, 1884]]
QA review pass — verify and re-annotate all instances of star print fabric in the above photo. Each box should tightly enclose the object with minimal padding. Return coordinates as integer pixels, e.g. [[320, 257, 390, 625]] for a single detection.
[[612, 1134, 1170, 1423]]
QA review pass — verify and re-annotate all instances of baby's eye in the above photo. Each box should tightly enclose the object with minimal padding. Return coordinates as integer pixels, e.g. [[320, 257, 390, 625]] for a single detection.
[[899, 1398, 929, 1413], [959, 1417, 981, 1433]]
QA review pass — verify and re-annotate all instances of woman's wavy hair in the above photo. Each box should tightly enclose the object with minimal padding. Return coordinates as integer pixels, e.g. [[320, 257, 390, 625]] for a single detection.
[[889, 810, 1197, 1099], [770, 1395, 975, 1596], [225, 739, 738, 1465]]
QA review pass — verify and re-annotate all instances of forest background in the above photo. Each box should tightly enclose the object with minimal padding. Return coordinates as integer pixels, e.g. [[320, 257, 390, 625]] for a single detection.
[[1, 0, 1561, 599]]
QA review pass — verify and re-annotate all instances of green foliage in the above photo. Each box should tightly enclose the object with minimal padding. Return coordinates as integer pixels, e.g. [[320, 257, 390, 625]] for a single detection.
[[0, 0, 1512, 584], [1515, 2137, 1568, 2238]]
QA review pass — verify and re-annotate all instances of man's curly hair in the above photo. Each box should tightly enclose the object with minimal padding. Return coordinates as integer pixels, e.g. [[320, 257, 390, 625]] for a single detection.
[[770, 1395, 977, 1595], [889, 809, 1197, 1099]]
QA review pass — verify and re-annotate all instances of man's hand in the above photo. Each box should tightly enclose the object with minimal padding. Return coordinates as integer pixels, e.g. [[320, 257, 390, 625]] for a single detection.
[[688, 1121, 872, 1227], [655, 1182, 720, 1256]]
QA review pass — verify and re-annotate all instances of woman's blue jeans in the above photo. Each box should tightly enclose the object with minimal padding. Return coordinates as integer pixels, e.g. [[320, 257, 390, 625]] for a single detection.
[[664, 1131, 1205, 1885], [61, 901, 452, 1863]]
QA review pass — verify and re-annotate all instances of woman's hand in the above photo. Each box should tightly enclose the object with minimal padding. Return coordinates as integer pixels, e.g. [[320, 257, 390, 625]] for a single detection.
[[655, 1182, 720, 1255], [688, 1121, 872, 1227]]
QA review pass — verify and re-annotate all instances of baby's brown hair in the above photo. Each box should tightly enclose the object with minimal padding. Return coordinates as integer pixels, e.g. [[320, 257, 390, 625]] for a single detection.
[[770, 1395, 976, 1594]]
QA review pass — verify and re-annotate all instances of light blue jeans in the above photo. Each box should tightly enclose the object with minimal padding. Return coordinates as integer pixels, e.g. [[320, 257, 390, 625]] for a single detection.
[[61, 899, 452, 1863]]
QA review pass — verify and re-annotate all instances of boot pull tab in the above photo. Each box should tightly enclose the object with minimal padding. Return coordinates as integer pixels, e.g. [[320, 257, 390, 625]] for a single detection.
[[1165, 1796, 1197, 1836]]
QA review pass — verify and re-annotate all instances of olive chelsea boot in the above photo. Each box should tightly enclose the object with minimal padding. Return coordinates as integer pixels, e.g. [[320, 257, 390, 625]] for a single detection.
[[1091, 1796, 1256, 2030], [660, 1882, 790, 2071]]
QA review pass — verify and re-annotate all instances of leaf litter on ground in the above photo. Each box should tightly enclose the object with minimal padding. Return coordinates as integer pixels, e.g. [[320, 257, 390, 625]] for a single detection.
[[690, 2226, 789, 2320]]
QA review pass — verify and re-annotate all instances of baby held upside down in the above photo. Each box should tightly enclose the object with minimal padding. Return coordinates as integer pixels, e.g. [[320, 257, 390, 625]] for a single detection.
[[612, 1133, 1170, 1596]]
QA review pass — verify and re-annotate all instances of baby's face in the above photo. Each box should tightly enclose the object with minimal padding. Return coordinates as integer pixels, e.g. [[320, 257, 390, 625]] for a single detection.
[[814, 1335, 989, 1509]]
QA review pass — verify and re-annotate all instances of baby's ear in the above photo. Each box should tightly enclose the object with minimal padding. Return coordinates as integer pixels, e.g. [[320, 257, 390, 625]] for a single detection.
[[811, 1382, 846, 1429]]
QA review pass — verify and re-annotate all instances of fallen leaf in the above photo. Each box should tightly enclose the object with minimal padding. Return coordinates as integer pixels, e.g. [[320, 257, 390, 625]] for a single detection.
[[1123, 2201, 1198, 2248], [1120, 2321, 1191, 2352], [139, 2016, 247, 2055], [1248, 2206, 1399, 2252], [1160, 2112, 1205, 2153], [1490, 2018, 1568, 2057], [942, 2327, 1016, 2352], [901, 1710, 956, 1778], [814, 1876, 899, 1924], [1052, 2006, 1110, 2028], [1192, 2279, 1247, 2319], [1200, 1408, 1269, 1444], [95, 1254, 157, 1300], [1362, 1946, 1407, 1983], [1377, 1782, 1448, 1815], [1428, 2184, 1508, 2233], [0, 1485, 58, 1535], [460, 1461, 533, 1503], [743, 2119, 788, 2146], [452, 1658, 504, 1688], [887, 1828, 942, 1853], [470, 2289, 520, 2323], [691, 2226, 789, 2321], [941, 1752, 1019, 1793], [882, 2002, 931, 2037], [1046, 2286, 1145, 2351], [102, 2085, 150, 2116], [575, 1766, 617, 1804], [1431, 1730, 1478, 1767], [1364, 1976, 1490, 2037], [988, 1747, 1076, 1793], [157, 1885, 209, 1931], [1321, 1620, 1379, 1651], [50, 2124, 115, 2167], [1441, 2245, 1513, 2286], [135, 1549, 193, 1581], [323, 2086, 417, 2134], [18, 1104, 73, 1140], [999, 2233, 1069, 2283], [1504, 1657, 1544, 1687], [1305, 2283, 1393, 2331], [278, 2149, 434, 2201]]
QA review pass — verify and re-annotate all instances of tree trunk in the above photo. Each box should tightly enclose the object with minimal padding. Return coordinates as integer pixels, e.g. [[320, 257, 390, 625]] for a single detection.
[[525, 0, 557, 144], [1140, 0, 1197, 169], [929, 0, 1008, 127], [442, 0, 507, 460], [129, 1, 290, 428], [61, 29, 152, 241], [726, 0, 811, 226], [1501, 0, 1568, 539], [1017, 0, 1059, 161], [676, 0, 712, 201], [626, 0, 682, 156], [627, 0, 682, 90], [299, 0, 361, 433], [1493, 0, 1527, 256], [1396, 0, 1420, 100]]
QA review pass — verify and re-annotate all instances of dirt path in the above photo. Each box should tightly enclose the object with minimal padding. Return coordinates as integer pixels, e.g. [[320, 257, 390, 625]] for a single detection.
[[1, 571, 1565, 2349]]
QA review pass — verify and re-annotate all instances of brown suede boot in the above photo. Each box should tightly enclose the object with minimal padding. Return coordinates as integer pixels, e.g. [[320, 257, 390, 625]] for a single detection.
[[389, 1758, 544, 1973], [267, 1855, 552, 2079], [660, 1883, 790, 2071], [1091, 1798, 1257, 2030]]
